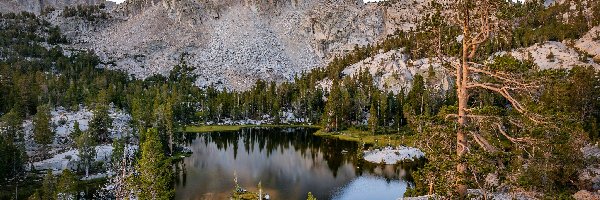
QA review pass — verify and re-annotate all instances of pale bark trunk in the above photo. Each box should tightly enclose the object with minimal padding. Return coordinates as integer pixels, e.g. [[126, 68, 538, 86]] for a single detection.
[[457, 15, 470, 198]]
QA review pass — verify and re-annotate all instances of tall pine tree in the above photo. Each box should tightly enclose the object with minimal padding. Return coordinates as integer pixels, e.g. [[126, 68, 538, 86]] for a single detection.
[[33, 104, 54, 158], [136, 128, 174, 200], [76, 131, 96, 177]]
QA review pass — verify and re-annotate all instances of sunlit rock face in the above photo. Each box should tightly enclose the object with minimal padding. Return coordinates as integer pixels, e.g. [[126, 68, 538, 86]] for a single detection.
[[29, 0, 442, 90]]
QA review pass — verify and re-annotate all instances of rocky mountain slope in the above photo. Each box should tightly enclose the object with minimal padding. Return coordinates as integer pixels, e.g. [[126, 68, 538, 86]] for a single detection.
[[0, 0, 114, 14], [340, 49, 453, 94], [5, 0, 595, 92], [332, 25, 600, 94], [24, 0, 443, 90]]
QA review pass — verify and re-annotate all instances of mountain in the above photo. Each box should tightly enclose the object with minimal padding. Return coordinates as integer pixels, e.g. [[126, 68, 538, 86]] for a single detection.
[[0, 0, 114, 14], [3, 0, 595, 92], [21, 0, 442, 90]]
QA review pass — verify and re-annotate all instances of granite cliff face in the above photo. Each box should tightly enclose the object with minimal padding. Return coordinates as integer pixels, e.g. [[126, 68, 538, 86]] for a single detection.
[[0, 0, 114, 14], [2, 0, 595, 91], [27, 0, 442, 90]]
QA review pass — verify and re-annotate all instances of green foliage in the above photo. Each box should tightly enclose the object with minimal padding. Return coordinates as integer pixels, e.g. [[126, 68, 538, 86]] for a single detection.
[[56, 169, 78, 199], [62, 4, 108, 21], [40, 170, 56, 199], [404, 122, 456, 197], [33, 104, 53, 146], [508, 1, 591, 48], [0, 12, 129, 117], [405, 74, 428, 116], [70, 121, 83, 144], [538, 66, 600, 139], [407, 64, 599, 197], [89, 103, 112, 143], [28, 169, 81, 200], [1, 3, 599, 198], [1, 106, 24, 141], [111, 138, 125, 169], [76, 131, 97, 177], [368, 102, 378, 134], [515, 125, 586, 194], [488, 55, 535, 73], [0, 138, 25, 180], [135, 128, 174, 200], [322, 80, 347, 132], [307, 192, 317, 200]]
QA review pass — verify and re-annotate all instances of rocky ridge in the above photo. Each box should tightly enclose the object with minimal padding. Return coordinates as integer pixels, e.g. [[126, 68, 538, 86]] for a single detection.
[[32, 0, 443, 90], [506, 41, 600, 70], [330, 26, 600, 95], [0, 0, 115, 14], [340, 49, 453, 94]]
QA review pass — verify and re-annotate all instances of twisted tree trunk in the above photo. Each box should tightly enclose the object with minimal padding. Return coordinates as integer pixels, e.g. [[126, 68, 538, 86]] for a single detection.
[[456, 27, 469, 198]]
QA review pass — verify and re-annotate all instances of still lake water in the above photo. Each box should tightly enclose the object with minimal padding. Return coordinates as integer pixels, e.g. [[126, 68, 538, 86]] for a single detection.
[[175, 127, 414, 200]]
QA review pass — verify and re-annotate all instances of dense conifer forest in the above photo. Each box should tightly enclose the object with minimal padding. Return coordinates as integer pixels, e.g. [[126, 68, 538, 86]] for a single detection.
[[1, 0, 600, 199]]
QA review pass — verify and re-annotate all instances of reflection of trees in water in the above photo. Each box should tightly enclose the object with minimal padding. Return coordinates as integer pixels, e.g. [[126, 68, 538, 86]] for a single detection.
[[181, 127, 421, 180], [174, 161, 187, 188]]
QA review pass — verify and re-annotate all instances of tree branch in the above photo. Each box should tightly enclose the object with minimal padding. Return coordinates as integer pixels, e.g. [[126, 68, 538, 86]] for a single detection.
[[446, 114, 501, 121], [466, 83, 526, 114], [467, 65, 539, 89], [495, 123, 535, 144], [470, 131, 498, 153]]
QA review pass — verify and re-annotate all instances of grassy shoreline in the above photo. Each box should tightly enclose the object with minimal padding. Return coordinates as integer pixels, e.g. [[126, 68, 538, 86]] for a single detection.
[[313, 128, 418, 147], [182, 124, 320, 133], [183, 125, 417, 147]]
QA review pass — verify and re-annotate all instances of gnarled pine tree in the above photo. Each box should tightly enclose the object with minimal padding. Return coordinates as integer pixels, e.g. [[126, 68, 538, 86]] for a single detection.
[[450, 0, 541, 197]]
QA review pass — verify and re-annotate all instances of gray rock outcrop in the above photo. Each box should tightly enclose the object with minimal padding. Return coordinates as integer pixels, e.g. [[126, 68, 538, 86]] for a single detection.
[[0, 0, 114, 14], [36, 0, 441, 90]]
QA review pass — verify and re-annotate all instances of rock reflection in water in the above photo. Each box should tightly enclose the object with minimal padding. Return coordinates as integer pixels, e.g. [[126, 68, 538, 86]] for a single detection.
[[174, 127, 412, 200]]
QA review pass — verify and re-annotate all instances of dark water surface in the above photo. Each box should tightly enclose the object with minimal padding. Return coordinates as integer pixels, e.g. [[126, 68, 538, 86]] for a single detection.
[[174, 127, 413, 200]]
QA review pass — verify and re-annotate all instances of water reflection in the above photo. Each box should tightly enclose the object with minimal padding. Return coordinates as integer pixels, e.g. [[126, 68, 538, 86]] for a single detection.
[[331, 176, 407, 200], [175, 127, 414, 200]]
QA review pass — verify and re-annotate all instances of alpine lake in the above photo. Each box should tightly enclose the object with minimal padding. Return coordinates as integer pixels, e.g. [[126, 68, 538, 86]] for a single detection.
[[174, 127, 423, 200]]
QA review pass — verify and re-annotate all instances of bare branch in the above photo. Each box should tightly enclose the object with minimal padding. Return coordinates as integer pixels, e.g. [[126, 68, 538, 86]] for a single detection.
[[470, 131, 498, 153], [466, 83, 527, 114], [446, 114, 501, 121], [495, 123, 535, 145], [467, 64, 539, 89]]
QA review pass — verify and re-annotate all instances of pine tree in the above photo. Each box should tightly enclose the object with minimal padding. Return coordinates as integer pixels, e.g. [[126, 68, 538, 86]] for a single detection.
[[41, 170, 56, 198], [64, 82, 79, 108], [380, 92, 390, 131], [406, 74, 426, 116], [368, 102, 378, 135], [76, 131, 97, 177], [56, 169, 78, 199], [29, 171, 57, 199], [322, 80, 344, 132], [272, 100, 281, 125], [70, 121, 83, 144], [131, 98, 147, 132], [0, 138, 25, 180], [154, 100, 174, 154], [0, 106, 26, 180], [33, 104, 54, 158], [111, 138, 125, 170], [89, 103, 112, 143], [1, 107, 24, 142], [395, 88, 406, 132], [309, 88, 325, 123], [136, 128, 173, 200]]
